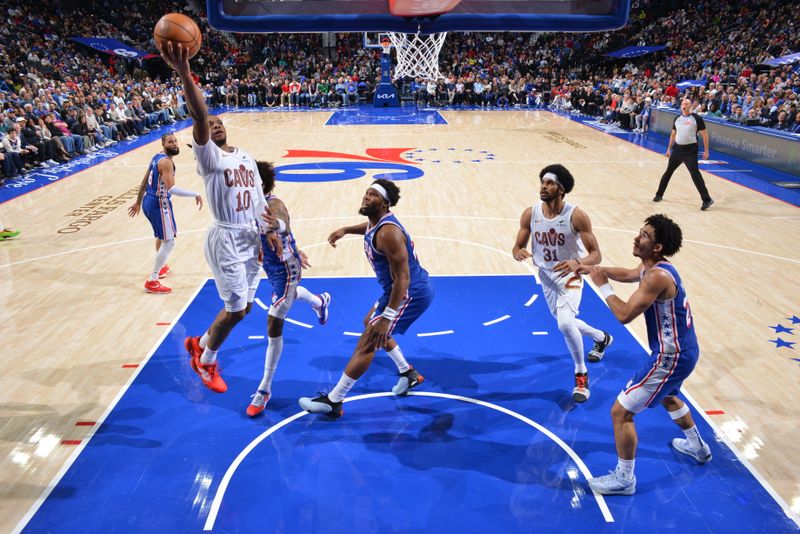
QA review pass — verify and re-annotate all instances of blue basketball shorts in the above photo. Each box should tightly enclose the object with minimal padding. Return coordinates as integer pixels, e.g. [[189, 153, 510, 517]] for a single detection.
[[263, 256, 302, 319], [369, 283, 434, 335], [143, 194, 176, 240]]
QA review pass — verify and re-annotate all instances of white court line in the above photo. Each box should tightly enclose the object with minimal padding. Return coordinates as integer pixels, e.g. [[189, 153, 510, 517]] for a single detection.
[[285, 318, 313, 329], [252, 299, 312, 329], [201, 391, 613, 530], [4, 218, 798, 271], [343, 331, 362, 337], [483, 315, 510, 326], [248, 335, 265, 340], [524, 294, 539, 307], [584, 281, 800, 528], [12, 279, 208, 534], [532, 331, 549, 336], [417, 330, 455, 337], [707, 169, 752, 172]]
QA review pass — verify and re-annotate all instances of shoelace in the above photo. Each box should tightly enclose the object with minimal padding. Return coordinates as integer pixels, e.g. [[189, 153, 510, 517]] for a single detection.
[[205, 362, 223, 377], [250, 392, 268, 406], [575, 375, 588, 388]]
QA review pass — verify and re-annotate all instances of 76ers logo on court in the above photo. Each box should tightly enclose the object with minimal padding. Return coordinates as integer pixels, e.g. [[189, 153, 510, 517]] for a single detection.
[[275, 148, 424, 182]]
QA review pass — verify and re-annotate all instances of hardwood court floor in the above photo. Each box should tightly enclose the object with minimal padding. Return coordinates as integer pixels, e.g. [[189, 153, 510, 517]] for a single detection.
[[1, 109, 798, 531]]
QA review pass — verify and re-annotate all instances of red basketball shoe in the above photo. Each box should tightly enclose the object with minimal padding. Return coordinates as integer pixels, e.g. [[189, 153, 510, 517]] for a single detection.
[[144, 280, 171, 294]]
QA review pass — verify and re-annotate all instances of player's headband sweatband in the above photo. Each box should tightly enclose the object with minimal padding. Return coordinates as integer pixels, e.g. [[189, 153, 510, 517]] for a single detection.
[[542, 172, 562, 189], [369, 184, 389, 201]]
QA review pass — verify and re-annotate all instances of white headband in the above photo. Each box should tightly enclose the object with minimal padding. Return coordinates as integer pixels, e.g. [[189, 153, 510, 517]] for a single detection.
[[369, 184, 389, 201], [542, 172, 562, 188]]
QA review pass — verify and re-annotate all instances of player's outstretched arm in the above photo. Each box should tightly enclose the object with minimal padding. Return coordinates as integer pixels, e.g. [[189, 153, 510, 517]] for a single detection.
[[588, 266, 667, 324], [158, 158, 201, 208], [576, 264, 641, 283], [328, 222, 369, 247], [512, 208, 533, 261], [158, 42, 209, 145]]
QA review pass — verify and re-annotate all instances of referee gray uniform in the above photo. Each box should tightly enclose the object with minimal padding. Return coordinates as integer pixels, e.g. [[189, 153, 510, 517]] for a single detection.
[[654, 112, 713, 209]]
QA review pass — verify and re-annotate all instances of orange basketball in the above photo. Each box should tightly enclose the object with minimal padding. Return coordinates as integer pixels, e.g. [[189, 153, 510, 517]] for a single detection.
[[153, 13, 202, 59]]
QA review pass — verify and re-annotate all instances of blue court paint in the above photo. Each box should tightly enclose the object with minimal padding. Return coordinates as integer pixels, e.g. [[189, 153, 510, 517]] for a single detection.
[[326, 107, 448, 125], [20, 276, 799, 533]]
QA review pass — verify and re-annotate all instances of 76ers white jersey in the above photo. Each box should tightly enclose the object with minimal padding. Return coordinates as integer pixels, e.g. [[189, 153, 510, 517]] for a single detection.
[[193, 140, 265, 226], [530, 201, 584, 270]]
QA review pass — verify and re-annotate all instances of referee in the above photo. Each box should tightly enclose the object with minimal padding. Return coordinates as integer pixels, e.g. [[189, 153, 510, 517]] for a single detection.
[[653, 98, 714, 211]]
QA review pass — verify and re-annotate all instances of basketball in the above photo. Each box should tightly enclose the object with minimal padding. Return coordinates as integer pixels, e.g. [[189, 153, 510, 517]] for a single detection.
[[153, 13, 202, 59]]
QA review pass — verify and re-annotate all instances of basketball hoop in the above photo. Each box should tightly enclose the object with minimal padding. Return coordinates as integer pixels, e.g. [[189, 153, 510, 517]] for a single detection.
[[385, 31, 448, 81], [380, 37, 392, 55]]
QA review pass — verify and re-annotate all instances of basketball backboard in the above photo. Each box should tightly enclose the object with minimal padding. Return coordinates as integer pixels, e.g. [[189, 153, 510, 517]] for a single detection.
[[207, 0, 631, 34]]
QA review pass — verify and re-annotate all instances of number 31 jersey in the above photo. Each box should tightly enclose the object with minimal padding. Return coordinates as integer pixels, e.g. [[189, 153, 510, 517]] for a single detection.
[[193, 140, 265, 226], [530, 200, 584, 271]]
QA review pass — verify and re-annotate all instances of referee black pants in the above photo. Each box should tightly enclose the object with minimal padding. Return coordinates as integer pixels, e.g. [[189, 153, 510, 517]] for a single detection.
[[655, 143, 711, 202]]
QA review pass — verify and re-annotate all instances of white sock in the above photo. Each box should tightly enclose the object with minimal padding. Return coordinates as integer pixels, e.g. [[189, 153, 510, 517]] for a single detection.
[[557, 309, 587, 374], [682, 425, 705, 449], [616, 458, 635, 480], [386, 345, 410, 373], [258, 336, 283, 392], [149, 239, 174, 281], [200, 346, 218, 365], [329, 372, 357, 402], [575, 318, 604, 342], [295, 286, 322, 308]]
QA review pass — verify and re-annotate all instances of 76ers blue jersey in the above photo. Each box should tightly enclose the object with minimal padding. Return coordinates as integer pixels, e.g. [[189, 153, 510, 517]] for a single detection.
[[364, 213, 430, 295], [145, 153, 171, 198], [644, 262, 699, 355], [260, 195, 301, 268]]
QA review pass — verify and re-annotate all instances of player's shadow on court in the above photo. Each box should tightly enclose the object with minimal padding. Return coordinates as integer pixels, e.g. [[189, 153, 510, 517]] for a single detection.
[[358, 409, 581, 489], [90, 407, 163, 448], [372, 350, 532, 392]]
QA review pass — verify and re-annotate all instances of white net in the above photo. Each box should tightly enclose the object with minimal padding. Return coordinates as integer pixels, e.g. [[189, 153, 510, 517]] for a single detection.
[[386, 32, 448, 81]]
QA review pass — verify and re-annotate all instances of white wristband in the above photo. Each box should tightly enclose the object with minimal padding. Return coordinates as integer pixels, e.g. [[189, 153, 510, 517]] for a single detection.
[[274, 219, 287, 234], [599, 283, 615, 300], [169, 185, 199, 197], [381, 306, 398, 321]]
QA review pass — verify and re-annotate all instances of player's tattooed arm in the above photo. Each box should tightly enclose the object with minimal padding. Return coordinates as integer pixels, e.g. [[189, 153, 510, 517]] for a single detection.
[[264, 197, 291, 234]]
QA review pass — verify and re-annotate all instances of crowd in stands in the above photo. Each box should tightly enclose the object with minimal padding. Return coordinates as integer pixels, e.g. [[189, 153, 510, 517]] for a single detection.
[[1, 0, 798, 184]]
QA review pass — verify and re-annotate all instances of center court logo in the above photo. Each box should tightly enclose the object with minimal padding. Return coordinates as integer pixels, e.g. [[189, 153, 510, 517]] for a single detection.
[[275, 147, 497, 182], [274, 148, 424, 182]]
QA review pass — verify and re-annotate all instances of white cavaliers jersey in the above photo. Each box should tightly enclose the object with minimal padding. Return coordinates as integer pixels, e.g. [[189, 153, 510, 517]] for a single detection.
[[193, 140, 266, 226], [530, 201, 584, 270]]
